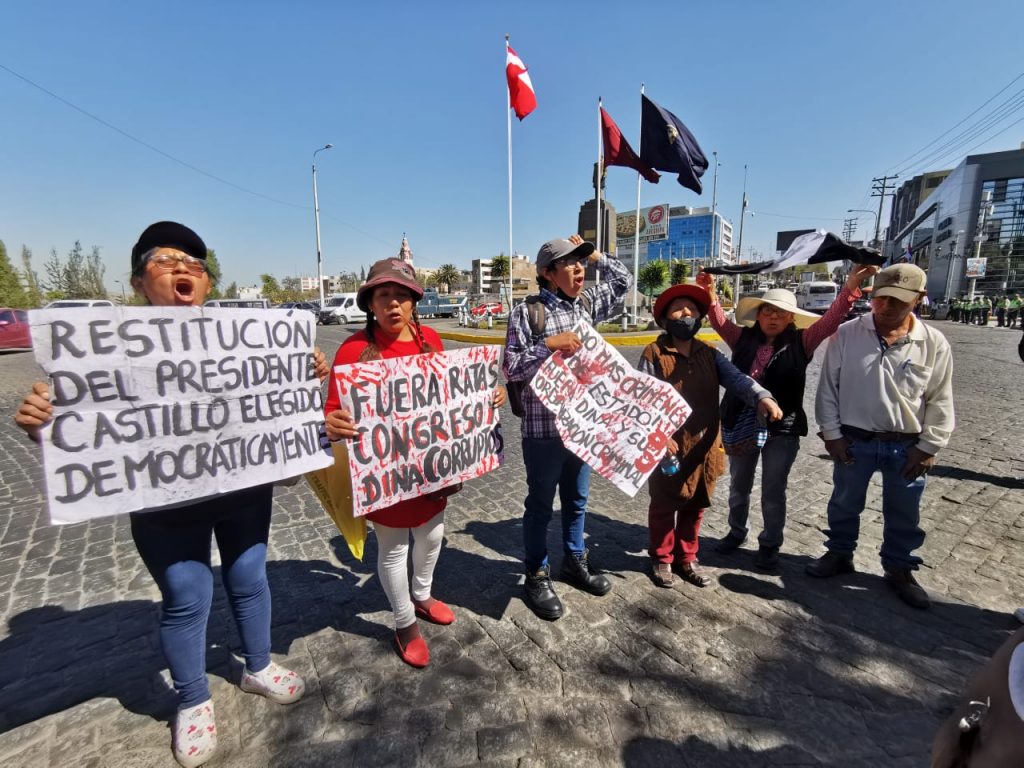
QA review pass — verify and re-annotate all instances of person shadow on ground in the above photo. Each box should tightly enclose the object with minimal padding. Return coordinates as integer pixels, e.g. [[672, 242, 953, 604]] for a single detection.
[[0, 549, 383, 733]]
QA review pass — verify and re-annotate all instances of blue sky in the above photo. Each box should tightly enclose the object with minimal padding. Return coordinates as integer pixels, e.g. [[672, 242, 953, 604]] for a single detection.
[[2, 1, 1023, 290]]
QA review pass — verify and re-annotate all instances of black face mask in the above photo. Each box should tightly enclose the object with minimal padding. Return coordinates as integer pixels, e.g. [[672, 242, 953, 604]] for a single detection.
[[665, 316, 701, 341]]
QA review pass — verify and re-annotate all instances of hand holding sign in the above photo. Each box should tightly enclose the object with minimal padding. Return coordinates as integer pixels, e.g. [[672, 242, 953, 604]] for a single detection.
[[531, 321, 691, 497]]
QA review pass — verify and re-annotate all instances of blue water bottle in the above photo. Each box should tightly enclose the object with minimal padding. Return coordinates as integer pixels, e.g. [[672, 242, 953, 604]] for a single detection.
[[660, 454, 680, 476]]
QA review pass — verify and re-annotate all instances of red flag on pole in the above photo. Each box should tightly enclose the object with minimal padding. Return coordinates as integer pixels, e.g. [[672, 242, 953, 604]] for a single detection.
[[601, 107, 659, 183], [506, 45, 536, 120]]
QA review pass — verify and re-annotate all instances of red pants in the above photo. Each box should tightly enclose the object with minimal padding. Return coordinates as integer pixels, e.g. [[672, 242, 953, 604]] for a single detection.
[[648, 499, 703, 564]]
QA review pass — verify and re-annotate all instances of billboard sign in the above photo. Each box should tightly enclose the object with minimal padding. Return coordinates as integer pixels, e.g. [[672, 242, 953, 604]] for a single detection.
[[965, 257, 987, 278], [616, 204, 669, 259]]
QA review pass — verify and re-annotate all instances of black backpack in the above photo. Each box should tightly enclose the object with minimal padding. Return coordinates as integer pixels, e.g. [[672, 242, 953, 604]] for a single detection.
[[507, 293, 593, 417]]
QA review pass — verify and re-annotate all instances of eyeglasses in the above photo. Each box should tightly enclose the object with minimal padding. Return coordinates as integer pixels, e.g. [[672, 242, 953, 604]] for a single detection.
[[758, 305, 793, 318], [147, 252, 207, 276], [552, 255, 588, 269]]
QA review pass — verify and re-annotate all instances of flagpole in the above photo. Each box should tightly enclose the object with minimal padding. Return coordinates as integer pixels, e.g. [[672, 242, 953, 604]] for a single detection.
[[505, 35, 514, 312], [632, 84, 645, 324], [595, 97, 603, 286]]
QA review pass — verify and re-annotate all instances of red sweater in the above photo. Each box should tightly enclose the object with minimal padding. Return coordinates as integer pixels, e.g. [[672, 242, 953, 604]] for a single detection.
[[325, 325, 446, 528]]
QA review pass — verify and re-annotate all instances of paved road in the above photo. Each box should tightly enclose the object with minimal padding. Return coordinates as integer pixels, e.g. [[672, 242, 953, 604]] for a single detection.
[[0, 319, 1021, 767]]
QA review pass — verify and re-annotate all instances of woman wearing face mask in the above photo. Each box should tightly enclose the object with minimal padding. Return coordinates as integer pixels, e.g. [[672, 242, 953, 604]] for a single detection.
[[697, 266, 876, 571], [637, 283, 782, 588]]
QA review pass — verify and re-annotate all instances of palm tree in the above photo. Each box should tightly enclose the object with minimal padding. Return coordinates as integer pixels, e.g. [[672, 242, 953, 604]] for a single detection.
[[490, 254, 510, 308], [670, 259, 689, 286], [433, 263, 461, 295], [638, 261, 668, 307]]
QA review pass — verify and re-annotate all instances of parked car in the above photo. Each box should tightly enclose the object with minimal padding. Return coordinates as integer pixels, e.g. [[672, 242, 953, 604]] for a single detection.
[[319, 294, 359, 325], [417, 290, 468, 318], [43, 299, 115, 308], [470, 301, 504, 317], [277, 301, 319, 313], [0, 308, 31, 351]]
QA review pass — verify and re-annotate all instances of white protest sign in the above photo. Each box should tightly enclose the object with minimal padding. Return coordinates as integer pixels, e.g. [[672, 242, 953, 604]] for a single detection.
[[332, 345, 504, 517], [29, 307, 334, 524], [531, 322, 691, 497]]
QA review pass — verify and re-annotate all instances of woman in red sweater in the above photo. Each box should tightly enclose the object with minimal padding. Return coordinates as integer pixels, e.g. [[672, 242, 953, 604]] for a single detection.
[[324, 258, 504, 668]]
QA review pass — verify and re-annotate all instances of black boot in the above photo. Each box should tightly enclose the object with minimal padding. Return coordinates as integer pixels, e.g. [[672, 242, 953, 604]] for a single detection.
[[524, 566, 563, 620], [560, 548, 612, 596]]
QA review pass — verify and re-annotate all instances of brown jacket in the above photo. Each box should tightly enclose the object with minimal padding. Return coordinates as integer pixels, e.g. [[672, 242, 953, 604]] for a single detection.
[[641, 335, 726, 510]]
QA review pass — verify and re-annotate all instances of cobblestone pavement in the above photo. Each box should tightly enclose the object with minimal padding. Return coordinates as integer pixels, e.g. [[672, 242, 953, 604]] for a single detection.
[[0, 319, 1021, 767]]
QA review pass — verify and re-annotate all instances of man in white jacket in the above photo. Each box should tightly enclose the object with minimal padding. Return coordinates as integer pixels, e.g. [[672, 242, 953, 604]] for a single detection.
[[807, 263, 954, 609]]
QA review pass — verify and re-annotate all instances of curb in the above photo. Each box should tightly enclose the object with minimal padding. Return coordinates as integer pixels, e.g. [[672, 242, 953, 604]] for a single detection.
[[437, 329, 722, 347]]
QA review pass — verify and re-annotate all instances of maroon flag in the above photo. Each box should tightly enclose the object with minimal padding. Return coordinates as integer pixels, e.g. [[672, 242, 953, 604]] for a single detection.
[[601, 107, 659, 183]]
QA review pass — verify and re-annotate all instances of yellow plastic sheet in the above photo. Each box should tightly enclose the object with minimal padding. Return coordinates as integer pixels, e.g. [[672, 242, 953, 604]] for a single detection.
[[305, 441, 366, 561]]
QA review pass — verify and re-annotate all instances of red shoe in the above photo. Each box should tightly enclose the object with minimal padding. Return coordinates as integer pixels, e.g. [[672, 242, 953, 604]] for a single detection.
[[414, 599, 455, 625], [394, 632, 430, 668]]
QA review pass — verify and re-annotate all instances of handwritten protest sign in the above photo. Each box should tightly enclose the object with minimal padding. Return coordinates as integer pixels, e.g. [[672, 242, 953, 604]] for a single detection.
[[531, 321, 691, 497], [332, 346, 504, 517], [29, 307, 334, 524]]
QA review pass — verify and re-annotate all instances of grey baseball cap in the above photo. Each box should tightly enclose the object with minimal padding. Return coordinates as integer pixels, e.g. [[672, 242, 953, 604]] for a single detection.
[[536, 238, 596, 272]]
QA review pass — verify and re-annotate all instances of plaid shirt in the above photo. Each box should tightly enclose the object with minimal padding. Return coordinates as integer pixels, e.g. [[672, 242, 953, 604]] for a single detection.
[[503, 253, 632, 439]]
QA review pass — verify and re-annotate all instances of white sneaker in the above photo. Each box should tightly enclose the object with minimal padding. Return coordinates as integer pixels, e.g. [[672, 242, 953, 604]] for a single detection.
[[1015, 607, 1024, 624], [172, 699, 217, 768], [240, 661, 305, 704]]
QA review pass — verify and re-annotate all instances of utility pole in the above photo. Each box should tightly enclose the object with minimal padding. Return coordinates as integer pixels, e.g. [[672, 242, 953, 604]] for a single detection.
[[711, 151, 720, 264], [842, 217, 857, 242], [870, 174, 898, 255], [734, 164, 748, 300]]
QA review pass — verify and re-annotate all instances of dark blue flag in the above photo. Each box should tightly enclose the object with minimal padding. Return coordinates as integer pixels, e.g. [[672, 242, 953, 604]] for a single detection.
[[639, 94, 708, 194]]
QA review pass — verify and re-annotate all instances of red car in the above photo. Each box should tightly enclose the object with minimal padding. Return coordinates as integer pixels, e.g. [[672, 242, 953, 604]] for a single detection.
[[470, 302, 504, 317], [0, 308, 31, 351]]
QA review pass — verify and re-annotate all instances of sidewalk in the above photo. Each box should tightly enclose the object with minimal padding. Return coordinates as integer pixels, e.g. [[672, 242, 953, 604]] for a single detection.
[[0, 320, 1020, 767]]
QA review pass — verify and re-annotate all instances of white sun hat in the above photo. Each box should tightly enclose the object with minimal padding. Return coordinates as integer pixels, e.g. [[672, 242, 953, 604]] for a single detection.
[[735, 288, 821, 329]]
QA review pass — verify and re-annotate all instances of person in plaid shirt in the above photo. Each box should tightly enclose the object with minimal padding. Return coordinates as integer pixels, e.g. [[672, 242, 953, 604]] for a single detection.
[[503, 234, 631, 620]]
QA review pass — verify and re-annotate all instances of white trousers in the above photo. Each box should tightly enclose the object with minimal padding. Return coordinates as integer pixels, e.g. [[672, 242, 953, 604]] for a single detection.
[[373, 515, 444, 629]]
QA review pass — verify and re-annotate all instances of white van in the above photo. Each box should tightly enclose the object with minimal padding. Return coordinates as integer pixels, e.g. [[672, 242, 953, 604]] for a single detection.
[[44, 299, 115, 308], [794, 281, 838, 314], [320, 293, 359, 325]]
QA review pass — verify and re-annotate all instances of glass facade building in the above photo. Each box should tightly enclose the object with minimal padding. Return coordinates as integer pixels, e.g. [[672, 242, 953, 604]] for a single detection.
[[642, 207, 733, 267]]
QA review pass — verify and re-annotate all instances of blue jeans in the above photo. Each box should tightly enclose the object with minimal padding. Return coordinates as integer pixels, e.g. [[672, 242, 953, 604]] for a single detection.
[[521, 437, 591, 572], [727, 435, 800, 549], [131, 485, 274, 709], [824, 438, 926, 571]]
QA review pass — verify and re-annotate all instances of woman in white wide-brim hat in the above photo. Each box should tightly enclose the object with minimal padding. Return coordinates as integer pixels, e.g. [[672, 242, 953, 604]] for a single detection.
[[696, 266, 877, 570]]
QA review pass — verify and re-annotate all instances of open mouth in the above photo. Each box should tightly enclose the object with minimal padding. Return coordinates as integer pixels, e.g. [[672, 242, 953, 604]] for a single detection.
[[174, 278, 195, 303]]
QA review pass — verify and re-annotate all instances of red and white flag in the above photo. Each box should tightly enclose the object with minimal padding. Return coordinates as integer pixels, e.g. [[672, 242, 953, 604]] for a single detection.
[[506, 45, 536, 120]]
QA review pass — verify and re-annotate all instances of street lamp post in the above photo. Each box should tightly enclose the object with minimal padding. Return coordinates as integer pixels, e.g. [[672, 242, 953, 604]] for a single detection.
[[710, 151, 720, 264], [114, 279, 126, 304], [312, 144, 334, 309]]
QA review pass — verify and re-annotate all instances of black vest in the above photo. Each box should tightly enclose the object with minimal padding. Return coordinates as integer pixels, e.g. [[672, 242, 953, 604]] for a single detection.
[[720, 327, 810, 437]]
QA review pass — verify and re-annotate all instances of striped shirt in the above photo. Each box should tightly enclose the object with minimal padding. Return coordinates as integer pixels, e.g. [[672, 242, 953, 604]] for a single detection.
[[503, 253, 631, 439]]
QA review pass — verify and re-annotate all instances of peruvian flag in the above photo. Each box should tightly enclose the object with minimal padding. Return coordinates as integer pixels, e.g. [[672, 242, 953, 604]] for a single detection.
[[601, 107, 659, 183], [506, 45, 536, 120]]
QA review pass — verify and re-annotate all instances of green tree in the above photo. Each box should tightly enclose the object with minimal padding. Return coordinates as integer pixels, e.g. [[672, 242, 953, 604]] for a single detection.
[[260, 274, 282, 302], [490, 254, 510, 306], [0, 240, 29, 307], [205, 249, 222, 299], [638, 261, 668, 304], [224, 281, 239, 299], [669, 260, 690, 285], [433, 263, 462, 295], [43, 247, 67, 299], [360, 265, 367, 282], [64, 241, 87, 298], [20, 246, 43, 307], [81, 245, 107, 299]]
